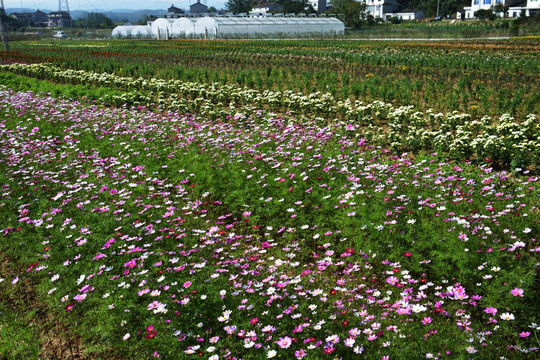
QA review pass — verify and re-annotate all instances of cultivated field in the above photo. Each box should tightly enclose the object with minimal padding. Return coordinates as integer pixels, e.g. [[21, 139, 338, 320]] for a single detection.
[[0, 39, 538, 360]]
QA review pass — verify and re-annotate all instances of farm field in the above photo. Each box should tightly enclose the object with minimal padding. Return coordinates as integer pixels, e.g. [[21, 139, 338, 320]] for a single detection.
[[2, 39, 539, 117], [0, 39, 538, 360]]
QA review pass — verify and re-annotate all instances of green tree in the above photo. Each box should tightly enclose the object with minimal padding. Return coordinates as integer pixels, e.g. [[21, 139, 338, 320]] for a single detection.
[[329, 0, 366, 29], [2, 14, 25, 31], [226, 0, 257, 14], [208, 6, 218, 13], [277, 0, 314, 14], [135, 15, 152, 25], [397, 0, 470, 18], [493, 3, 509, 17], [474, 9, 497, 20], [73, 12, 115, 29]]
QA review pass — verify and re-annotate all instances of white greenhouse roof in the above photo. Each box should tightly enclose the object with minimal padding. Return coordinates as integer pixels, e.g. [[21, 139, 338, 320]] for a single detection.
[[113, 16, 344, 38], [200, 17, 343, 26]]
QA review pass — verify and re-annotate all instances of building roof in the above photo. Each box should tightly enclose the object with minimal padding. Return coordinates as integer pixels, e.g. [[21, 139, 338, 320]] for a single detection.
[[168, 4, 184, 13], [49, 11, 71, 17]]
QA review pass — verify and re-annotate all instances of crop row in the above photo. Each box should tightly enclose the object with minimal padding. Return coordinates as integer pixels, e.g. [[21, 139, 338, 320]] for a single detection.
[[2, 62, 538, 169], [4, 39, 539, 117]]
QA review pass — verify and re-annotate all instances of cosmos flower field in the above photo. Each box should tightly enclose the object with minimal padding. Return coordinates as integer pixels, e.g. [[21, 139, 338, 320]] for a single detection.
[[0, 39, 539, 360]]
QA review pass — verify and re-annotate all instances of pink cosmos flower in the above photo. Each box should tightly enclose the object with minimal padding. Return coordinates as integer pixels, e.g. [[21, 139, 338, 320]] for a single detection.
[[276, 336, 292, 349], [73, 293, 87, 302], [519, 332, 530, 338], [295, 349, 307, 358], [484, 307, 497, 315], [510, 288, 524, 297]]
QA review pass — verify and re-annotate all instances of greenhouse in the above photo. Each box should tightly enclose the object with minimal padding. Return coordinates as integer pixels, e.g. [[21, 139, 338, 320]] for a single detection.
[[130, 25, 152, 38], [151, 18, 174, 39], [193, 16, 344, 38], [113, 16, 344, 39], [171, 18, 196, 38], [111, 25, 136, 38]]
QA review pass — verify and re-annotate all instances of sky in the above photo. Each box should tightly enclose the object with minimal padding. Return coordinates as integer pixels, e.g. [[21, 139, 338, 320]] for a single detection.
[[8, 0, 227, 11]]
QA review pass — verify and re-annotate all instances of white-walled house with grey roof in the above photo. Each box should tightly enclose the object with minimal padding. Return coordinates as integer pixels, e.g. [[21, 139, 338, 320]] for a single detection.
[[460, 0, 540, 18]]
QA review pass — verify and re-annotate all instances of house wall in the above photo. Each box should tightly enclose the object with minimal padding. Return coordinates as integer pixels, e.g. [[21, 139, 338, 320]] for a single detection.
[[463, 0, 538, 18]]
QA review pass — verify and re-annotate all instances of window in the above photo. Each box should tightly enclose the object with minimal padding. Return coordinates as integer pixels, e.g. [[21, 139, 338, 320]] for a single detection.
[[483, 0, 491, 4], [474, 0, 479, 4]]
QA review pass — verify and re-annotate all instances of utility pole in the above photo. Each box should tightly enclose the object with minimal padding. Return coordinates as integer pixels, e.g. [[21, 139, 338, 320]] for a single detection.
[[0, 0, 9, 51], [436, 0, 440, 18], [59, 0, 70, 13], [58, 0, 72, 30]]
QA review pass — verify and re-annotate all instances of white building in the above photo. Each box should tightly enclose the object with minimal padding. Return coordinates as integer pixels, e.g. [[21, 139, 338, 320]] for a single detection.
[[251, 2, 283, 15], [308, 0, 327, 12], [386, 9, 425, 20], [461, 0, 540, 18], [361, 0, 401, 20]]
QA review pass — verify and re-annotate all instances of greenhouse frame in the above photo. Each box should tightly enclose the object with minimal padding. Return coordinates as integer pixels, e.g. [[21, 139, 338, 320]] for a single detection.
[[131, 25, 152, 38], [193, 17, 344, 38], [111, 25, 136, 38], [112, 16, 344, 39], [171, 18, 196, 38], [151, 18, 174, 39]]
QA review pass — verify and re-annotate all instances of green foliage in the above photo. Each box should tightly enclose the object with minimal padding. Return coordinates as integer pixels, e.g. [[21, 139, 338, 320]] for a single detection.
[[397, 0, 470, 18], [475, 9, 497, 21], [72, 12, 115, 29], [1, 10, 27, 31], [329, 0, 366, 29], [277, 0, 314, 14], [226, 0, 258, 14], [0, 303, 41, 359]]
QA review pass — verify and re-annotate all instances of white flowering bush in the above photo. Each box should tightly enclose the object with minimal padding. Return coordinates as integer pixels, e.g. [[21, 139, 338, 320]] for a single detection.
[[1, 63, 538, 169]]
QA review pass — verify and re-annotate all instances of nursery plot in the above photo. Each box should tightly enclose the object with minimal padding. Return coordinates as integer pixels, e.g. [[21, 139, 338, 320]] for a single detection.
[[0, 88, 538, 359], [2, 39, 539, 118]]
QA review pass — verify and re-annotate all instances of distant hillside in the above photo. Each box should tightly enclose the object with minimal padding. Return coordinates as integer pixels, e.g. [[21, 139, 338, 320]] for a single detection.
[[5, 8, 47, 14], [90, 10, 167, 23], [6, 1, 471, 21], [6, 8, 167, 23]]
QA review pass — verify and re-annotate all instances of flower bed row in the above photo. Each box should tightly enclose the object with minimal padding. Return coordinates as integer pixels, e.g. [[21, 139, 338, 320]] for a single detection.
[[1, 63, 538, 169]]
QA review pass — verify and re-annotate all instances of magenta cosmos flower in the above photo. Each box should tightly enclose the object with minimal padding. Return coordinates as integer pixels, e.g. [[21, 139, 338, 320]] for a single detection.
[[510, 288, 524, 297]]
